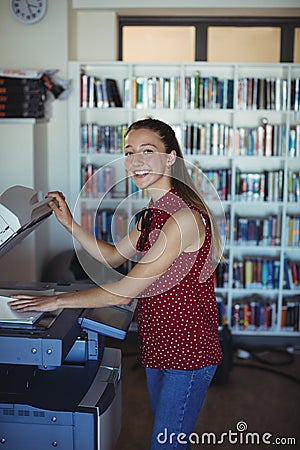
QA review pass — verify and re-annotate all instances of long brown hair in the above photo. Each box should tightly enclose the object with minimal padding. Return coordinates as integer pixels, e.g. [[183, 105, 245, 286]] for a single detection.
[[125, 118, 224, 265]]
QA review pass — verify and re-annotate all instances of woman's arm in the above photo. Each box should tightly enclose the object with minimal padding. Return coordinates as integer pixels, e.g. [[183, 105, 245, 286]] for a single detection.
[[47, 191, 139, 268], [9, 208, 205, 312]]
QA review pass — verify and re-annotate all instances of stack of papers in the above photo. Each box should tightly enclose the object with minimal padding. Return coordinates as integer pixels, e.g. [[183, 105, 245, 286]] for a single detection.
[[0, 295, 43, 326]]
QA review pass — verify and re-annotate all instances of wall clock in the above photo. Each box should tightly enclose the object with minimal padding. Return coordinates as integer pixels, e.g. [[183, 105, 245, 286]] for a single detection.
[[10, 0, 47, 25]]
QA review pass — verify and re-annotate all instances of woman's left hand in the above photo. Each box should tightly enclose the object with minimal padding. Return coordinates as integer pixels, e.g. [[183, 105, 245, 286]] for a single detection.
[[8, 295, 60, 312]]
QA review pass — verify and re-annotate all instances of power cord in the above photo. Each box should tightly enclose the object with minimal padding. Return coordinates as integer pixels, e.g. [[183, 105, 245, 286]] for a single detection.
[[234, 347, 300, 384]]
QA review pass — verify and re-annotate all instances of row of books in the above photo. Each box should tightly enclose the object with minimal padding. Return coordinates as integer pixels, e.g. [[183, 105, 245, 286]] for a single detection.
[[125, 76, 234, 110], [236, 77, 288, 111], [183, 122, 233, 156], [81, 164, 297, 206], [205, 258, 299, 290], [287, 171, 300, 202], [80, 74, 299, 111], [281, 301, 300, 331], [233, 214, 281, 246], [0, 75, 46, 118], [200, 169, 295, 203], [80, 72, 122, 108], [123, 76, 181, 109], [80, 120, 298, 157], [81, 164, 116, 198], [81, 209, 128, 243], [184, 75, 234, 110], [235, 123, 287, 157], [284, 257, 300, 290], [200, 169, 232, 201], [231, 300, 300, 331], [80, 123, 127, 153], [233, 258, 280, 290], [188, 165, 231, 201], [183, 121, 297, 158], [81, 163, 297, 206], [231, 301, 276, 331], [235, 170, 284, 202], [81, 163, 147, 199], [285, 216, 300, 247]]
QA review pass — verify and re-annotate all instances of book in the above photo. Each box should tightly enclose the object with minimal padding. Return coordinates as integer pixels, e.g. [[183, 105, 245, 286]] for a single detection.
[[105, 78, 122, 107], [80, 74, 123, 109], [283, 256, 300, 290], [80, 71, 88, 107], [291, 78, 300, 112], [280, 300, 300, 331]]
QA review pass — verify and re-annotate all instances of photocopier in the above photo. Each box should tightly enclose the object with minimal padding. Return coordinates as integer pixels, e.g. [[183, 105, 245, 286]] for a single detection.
[[0, 185, 136, 450]]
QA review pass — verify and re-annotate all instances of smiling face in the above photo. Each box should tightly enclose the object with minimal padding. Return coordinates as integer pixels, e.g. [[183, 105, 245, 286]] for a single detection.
[[124, 128, 176, 192]]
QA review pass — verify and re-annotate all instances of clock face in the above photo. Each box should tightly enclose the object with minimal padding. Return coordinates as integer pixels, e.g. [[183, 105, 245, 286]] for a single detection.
[[10, 0, 47, 25]]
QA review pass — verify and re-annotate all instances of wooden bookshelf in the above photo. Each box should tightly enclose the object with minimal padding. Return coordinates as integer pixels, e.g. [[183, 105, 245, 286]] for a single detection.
[[68, 61, 300, 346]]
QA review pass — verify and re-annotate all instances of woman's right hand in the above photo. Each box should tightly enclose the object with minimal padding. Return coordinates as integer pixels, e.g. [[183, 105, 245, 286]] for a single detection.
[[46, 191, 74, 232]]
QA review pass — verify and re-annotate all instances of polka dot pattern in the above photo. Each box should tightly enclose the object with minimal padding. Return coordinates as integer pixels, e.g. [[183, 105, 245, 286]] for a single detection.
[[136, 188, 223, 370]]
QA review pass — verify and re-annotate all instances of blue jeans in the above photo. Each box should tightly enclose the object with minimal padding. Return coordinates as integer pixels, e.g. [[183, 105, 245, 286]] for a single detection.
[[145, 365, 217, 450]]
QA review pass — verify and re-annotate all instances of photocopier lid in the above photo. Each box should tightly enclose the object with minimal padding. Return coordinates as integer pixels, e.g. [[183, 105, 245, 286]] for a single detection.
[[0, 185, 53, 257]]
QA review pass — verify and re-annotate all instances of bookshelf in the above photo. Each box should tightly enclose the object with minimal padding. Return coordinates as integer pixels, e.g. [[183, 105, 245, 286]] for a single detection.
[[68, 61, 300, 346]]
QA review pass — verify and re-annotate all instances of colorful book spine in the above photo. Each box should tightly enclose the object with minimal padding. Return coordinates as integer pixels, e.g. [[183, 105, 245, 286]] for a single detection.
[[280, 300, 300, 331], [234, 214, 281, 246], [80, 123, 128, 154], [232, 300, 277, 331], [285, 216, 300, 247], [287, 171, 300, 202], [183, 122, 233, 156], [283, 256, 300, 290], [189, 166, 231, 202], [81, 209, 128, 244], [184, 75, 233, 109], [124, 76, 181, 109], [80, 72, 122, 108], [233, 258, 280, 289], [235, 170, 284, 202], [237, 77, 288, 111], [235, 123, 286, 156], [290, 78, 300, 112], [81, 164, 116, 198]]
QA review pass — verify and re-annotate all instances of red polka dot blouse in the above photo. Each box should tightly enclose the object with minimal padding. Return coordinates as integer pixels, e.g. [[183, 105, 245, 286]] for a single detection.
[[136, 188, 223, 370]]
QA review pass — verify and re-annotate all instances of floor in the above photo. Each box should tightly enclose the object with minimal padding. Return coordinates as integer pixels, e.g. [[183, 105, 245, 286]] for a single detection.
[[107, 332, 300, 450]]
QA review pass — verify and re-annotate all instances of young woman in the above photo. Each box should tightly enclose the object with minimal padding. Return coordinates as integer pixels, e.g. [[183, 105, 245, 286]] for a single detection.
[[10, 118, 223, 450]]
